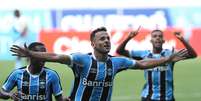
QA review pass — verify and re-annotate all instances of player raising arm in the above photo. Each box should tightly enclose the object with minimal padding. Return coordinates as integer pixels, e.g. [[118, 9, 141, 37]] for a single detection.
[[10, 27, 188, 101], [116, 27, 197, 101], [10, 44, 188, 70]]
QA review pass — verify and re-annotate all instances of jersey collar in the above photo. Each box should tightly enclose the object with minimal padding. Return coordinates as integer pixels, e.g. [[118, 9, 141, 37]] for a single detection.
[[92, 52, 110, 62], [26, 65, 44, 77]]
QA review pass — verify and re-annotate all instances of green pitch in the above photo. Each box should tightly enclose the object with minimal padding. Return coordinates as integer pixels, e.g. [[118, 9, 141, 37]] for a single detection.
[[0, 58, 201, 101]]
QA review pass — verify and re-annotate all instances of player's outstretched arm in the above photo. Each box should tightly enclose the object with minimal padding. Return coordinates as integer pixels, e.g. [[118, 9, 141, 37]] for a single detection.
[[174, 32, 197, 58], [10, 44, 71, 65], [134, 49, 188, 69], [116, 26, 141, 57]]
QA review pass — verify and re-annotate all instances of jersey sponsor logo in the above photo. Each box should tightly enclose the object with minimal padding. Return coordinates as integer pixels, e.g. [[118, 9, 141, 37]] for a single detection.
[[52, 9, 170, 31], [21, 94, 46, 100], [82, 78, 112, 87]]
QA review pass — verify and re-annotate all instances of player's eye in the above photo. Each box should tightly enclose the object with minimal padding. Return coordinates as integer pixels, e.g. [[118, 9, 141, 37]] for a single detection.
[[100, 37, 105, 41]]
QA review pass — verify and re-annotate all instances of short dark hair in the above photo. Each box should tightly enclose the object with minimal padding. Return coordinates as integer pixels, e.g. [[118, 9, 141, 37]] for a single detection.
[[28, 42, 45, 51], [151, 29, 163, 34], [90, 27, 107, 41], [14, 9, 20, 17]]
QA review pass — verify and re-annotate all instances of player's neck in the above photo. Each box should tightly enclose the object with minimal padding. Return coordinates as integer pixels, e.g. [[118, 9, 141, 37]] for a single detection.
[[93, 51, 108, 62], [28, 64, 42, 75], [153, 47, 163, 54]]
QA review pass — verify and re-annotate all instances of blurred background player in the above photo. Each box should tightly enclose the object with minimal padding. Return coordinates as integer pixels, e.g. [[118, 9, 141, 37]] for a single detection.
[[10, 27, 188, 101], [116, 28, 197, 101], [12, 9, 28, 69], [0, 42, 64, 101]]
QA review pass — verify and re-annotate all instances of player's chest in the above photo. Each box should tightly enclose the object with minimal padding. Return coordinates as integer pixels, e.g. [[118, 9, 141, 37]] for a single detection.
[[83, 62, 114, 81], [16, 75, 49, 89]]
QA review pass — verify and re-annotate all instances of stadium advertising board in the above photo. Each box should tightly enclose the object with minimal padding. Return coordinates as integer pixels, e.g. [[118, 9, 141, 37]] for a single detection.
[[39, 28, 185, 55], [0, 7, 201, 60], [40, 8, 201, 56]]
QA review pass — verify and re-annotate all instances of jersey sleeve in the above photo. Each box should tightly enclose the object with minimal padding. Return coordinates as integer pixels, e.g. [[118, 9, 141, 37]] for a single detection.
[[51, 71, 63, 96], [2, 70, 18, 92], [70, 53, 85, 66], [129, 50, 149, 59], [115, 57, 137, 73]]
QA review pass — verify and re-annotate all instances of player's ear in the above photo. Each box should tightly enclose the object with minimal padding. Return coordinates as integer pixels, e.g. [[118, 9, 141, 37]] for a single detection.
[[162, 39, 165, 43], [91, 41, 95, 47], [150, 39, 153, 44]]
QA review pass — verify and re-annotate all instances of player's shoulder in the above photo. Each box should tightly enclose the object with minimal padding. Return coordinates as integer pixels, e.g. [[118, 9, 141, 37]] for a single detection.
[[43, 67, 60, 76], [163, 49, 172, 52], [131, 49, 150, 53], [162, 49, 173, 55], [43, 67, 61, 82], [134, 50, 151, 55], [110, 55, 133, 62], [108, 54, 118, 59], [71, 52, 92, 58], [6, 66, 26, 77], [13, 66, 27, 73], [143, 50, 151, 53], [71, 52, 90, 55], [140, 50, 152, 56]]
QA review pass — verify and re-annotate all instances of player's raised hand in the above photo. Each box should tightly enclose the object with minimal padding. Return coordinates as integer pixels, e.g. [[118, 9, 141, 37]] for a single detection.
[[10, 43, 29, 57], [6, 91, 21, 101], [128, 26, 141, 39], [169, 48, 188, 62], [174, 32, 184, 40]]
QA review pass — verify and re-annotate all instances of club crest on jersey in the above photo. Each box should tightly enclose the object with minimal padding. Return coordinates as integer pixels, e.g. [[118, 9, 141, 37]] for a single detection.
[[107, 68, 112, 76], [89, 68, 97, 73], [39, 80, 46, 89], [22, 81, 29, 86]]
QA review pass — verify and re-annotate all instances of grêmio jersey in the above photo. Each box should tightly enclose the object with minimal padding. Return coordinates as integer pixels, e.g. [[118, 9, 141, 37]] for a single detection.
[[129, 49, 175, 101], [68, 53, 136, 101], [2, 66, 62, 101]]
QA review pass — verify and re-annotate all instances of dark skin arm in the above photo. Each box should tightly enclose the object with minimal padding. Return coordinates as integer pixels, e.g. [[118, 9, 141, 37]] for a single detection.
[[132, 49, 188, 69], [116, 26, 141, 57], [10, 44, 72, 65], [174, 32, 197, 58], [63, 96, 71, 101], [0, 90, 20, 100], [55, 94, 64, 101], [0, 90, 10, 99]]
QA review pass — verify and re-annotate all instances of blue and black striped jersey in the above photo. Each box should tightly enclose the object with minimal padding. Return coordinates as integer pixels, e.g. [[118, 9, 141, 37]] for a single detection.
[[68, 53, 136, 101], [2, 66, 62, 101], [129, 49, 175, 101]]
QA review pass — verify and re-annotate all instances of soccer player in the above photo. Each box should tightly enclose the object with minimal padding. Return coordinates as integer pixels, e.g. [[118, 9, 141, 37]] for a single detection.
[[12, 9, 29, 69], [10, 27, 188, 101], [0, 42, 63, 101], [116, 28, 197, 101]]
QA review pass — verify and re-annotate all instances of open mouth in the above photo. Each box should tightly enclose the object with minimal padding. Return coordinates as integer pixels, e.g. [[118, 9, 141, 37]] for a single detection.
[[104, 44, 111, 49], [155, 41, 162, 44], [156, 42, 161, 44]]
